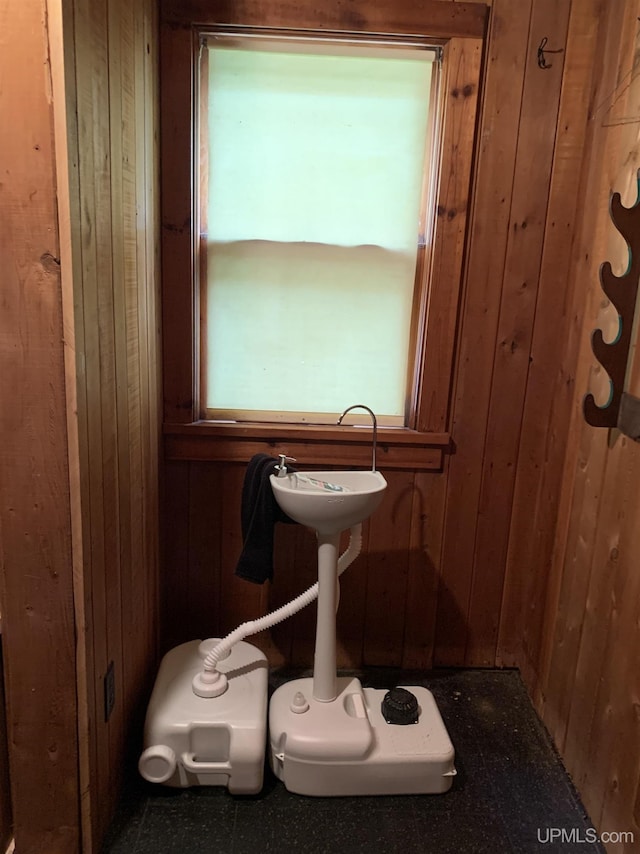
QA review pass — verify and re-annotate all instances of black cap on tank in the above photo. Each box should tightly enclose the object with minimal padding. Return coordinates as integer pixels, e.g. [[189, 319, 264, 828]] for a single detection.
[[381, 687, 420, 725]]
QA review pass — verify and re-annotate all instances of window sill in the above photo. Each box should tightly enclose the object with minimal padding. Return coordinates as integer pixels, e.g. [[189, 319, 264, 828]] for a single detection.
[[163, 421, 451, 471]]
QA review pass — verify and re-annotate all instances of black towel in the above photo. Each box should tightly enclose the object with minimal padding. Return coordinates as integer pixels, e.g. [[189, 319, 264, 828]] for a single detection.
[[235, 453, 297, 584]]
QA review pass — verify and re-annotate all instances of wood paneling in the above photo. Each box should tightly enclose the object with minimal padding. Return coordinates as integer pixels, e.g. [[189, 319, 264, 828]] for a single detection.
[[159, 0, 592, 674], [62, 0, 161, 848], [159, 0, 640, 847], [0, 2, 80, 850], [435, 0, 533, 666], [362, 471, 416, 665], [12, 0, 640, 849], [165, 429, 447, 471], [466, 0, 571, 667], [161, 0, 489, 39], [160, 20, 195, 423], [418, 36, 482, 433], [0, 0, 161, 850], [402, 468, 449, 668], [509, 1, 640, 847], [499, 0, 604, 675]]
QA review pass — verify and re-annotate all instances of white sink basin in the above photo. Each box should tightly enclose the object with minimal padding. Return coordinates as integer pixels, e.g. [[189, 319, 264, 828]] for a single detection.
[[270, 470, 387, 535]]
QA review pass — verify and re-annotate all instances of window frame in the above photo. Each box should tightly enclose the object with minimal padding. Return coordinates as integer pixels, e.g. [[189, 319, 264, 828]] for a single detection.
[[160, 0, 487, 471], [198, 32, 442, 428]]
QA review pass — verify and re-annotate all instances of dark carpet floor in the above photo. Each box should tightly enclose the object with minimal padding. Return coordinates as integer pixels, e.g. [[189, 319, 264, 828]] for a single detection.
[[103, 668, 603, 854]]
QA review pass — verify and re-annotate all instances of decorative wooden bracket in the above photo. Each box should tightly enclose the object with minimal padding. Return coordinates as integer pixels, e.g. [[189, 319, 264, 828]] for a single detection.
[[583, 179, 640, 435]]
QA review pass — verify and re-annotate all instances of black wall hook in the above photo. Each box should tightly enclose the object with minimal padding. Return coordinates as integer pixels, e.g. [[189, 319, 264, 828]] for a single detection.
[[537, 36, 563, 70]]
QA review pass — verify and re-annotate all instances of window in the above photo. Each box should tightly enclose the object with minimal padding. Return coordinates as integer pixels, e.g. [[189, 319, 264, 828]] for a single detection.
[[199, 36, 440, 426], [160, 1, 486, 469]]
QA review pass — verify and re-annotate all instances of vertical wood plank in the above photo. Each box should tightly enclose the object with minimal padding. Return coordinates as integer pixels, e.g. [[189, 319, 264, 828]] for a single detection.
[[162, 461, 191, 651], [519, 1, 640, 841], [436, 0, 532, 665], [73, 0, 114, 842], [402, 467, 448, 669], [271, 506, 321, 668], [593, 12, 640, 832], [106, 0, 128, 809], [0, 0, 81, 849], [418, 37, 482, 432], [269, 521, 300, 665], [49, 0, 98, 845], [77, 0, 149, 837], [583, 442, 640, 829], [119, 0, 140, 710], [333, 523, 371, 669], [363, 472, 415, 666], [188, 464, 223, 641], [561, 437, 634, 808], [218, 464, 264, 637], [288, 525, 322, 667], [540, 425, 609, 748], [142, 0, 162, 684], [124, 0, 152, 730], [160, 22, 196, 423], [533, 0, 630, 740], [464, 0, 571, 667], [122, 0, 161, 748], [497, 0, 601, 671], [69, 2, 163, 847]]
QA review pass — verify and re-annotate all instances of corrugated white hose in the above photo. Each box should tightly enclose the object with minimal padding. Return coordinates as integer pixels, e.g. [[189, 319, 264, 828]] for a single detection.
[[192, 524, 362, 698]]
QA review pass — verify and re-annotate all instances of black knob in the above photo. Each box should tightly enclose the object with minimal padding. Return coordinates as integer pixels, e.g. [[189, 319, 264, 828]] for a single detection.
[[381, 687, 419, 725]]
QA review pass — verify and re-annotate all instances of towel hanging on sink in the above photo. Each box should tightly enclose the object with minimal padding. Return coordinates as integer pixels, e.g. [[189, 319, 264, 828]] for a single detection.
[[235, 453, 297, 584]]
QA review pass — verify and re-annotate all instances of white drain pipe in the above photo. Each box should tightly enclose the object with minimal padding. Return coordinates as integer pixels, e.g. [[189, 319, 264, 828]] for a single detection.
[[192, 524, 362, 698]]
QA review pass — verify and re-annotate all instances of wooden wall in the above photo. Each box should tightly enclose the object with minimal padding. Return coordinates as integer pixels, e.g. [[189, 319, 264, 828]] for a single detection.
[[160, 0, 640, 848], [9, 0, 640, 847], [0, 2, 81, 850], [60, 0, 162, 849], [161, 0, 584, 671], [0, 0, 161, 851], [507, 1, 640, 849]]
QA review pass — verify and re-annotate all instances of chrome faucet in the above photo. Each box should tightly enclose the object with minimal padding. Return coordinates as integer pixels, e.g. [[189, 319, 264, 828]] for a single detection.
[[276, 454, 296, 477], [336, 404, 378, 472]]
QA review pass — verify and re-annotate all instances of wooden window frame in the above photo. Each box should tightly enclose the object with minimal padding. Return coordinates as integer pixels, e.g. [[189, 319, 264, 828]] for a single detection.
[[160, 0, 487, 470], [198, 33, 442, 429]]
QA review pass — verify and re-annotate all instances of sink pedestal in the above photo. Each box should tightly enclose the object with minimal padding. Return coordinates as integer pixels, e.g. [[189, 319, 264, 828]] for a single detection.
[[313, 532, 340, 702]]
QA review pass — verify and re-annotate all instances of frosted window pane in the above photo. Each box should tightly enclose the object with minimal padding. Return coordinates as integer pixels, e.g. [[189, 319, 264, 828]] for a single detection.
[[206, 242, 416, 415], [204, 42, 434, 420]]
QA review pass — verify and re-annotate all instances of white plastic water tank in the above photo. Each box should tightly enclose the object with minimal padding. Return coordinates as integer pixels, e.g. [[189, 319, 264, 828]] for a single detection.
[[139, 639, 268, 794]]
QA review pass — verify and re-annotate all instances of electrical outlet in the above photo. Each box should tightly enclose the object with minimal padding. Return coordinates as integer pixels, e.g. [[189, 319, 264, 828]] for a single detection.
[[104, 661, 115, 722]]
